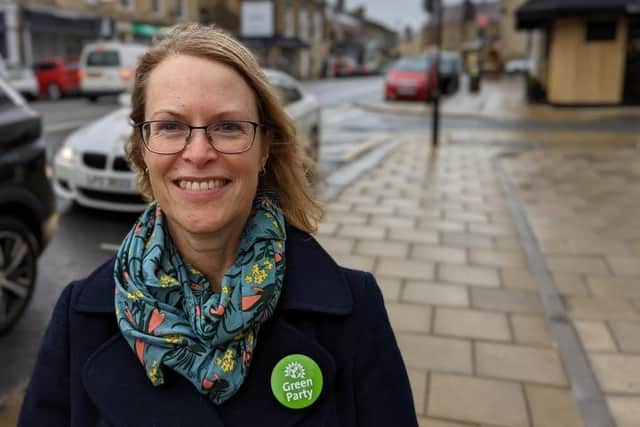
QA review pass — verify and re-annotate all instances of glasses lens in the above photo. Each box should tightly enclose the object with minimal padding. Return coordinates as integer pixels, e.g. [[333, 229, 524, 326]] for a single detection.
[[143, 121, 190, 154], [207, 121, 255, 154]]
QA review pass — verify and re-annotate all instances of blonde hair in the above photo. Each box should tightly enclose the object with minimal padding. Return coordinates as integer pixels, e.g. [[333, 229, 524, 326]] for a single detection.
[[125, 23, 322, 233]]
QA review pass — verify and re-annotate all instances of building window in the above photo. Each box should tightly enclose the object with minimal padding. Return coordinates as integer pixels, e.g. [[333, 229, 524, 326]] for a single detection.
[[284, 2, 294, 38], [120, 0, 134, 11], [152, 0, 163, 15], [313, 11, 323, 41], [298, 8, 308, 41], [586, 20, 617, 42], [174, 0, 187, 20]]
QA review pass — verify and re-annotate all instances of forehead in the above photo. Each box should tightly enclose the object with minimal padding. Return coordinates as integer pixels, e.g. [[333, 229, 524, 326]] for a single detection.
[[144, 54, 259, 119]]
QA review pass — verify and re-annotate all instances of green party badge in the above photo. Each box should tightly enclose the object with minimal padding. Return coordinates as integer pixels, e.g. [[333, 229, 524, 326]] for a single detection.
[[271, 354, 323, 409]]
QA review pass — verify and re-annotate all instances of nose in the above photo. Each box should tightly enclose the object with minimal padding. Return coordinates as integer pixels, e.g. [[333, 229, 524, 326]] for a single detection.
[[181, 128, 218, 165]]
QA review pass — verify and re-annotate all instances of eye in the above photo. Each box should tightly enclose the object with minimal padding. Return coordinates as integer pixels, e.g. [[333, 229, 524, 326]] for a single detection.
[[212, 121, 244, 134], [156, 121, 182, 133]]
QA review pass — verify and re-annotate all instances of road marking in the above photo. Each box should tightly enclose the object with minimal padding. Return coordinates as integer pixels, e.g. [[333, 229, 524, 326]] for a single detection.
[[99, 243, 120, 252], [341, 134, 390, 161]]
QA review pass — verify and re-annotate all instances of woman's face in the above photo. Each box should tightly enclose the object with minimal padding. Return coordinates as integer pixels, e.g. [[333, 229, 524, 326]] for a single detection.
[[143, 54, 267, 240]]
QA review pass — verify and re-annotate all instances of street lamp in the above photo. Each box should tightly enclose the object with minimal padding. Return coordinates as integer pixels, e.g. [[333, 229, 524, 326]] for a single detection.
[[424, 0, 443, 147]]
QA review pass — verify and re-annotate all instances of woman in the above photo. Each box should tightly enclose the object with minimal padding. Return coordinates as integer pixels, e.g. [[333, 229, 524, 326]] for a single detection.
[[19, 24, 418, 426]]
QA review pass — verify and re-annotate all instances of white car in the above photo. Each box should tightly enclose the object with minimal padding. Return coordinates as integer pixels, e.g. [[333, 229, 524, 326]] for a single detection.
[[53, 68, 321, 212], [505, 59, 532, 75], [79, 41, 148, 102], [6, 64, 38, 100]]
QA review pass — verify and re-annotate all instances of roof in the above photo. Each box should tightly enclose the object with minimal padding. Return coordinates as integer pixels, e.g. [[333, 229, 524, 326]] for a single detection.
[[516, 0, 640, 29]]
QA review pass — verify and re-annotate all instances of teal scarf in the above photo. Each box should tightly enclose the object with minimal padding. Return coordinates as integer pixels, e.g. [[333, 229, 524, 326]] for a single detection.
[[114, 193, 286, 404]]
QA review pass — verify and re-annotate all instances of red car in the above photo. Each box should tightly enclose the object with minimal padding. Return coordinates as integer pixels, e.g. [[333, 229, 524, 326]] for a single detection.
[[33, 57, 80, 100], [384, 55, 436, 101]]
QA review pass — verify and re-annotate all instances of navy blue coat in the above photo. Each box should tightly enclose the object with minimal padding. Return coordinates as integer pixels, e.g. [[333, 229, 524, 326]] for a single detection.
[[19, 227, 418, 426]]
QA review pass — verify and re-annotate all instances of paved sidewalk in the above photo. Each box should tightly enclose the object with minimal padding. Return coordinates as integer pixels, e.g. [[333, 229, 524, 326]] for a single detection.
[[356, 76, 640, 123], [317, 131, 640, 426]]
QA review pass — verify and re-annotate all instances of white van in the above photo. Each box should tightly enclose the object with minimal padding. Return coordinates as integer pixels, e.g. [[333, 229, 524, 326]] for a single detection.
[[79, 41, 147, 102]]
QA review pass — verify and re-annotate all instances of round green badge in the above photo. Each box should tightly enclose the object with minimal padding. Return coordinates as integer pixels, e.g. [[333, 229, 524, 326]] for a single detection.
[[270, 354, 323, 409]]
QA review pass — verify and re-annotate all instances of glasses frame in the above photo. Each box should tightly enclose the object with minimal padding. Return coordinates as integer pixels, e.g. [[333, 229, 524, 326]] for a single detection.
[[135, 119, 265, 155]]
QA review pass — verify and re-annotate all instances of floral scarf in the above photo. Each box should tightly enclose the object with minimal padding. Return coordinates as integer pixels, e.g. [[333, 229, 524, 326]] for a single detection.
[[114, 193, 286, 404]]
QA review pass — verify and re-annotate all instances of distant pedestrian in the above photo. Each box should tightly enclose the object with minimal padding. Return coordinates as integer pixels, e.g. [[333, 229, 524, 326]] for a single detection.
[[18, 23, 418, 426]]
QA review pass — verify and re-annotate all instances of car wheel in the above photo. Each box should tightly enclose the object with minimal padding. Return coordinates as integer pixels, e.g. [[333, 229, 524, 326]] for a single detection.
[[0, 217, 38, 335], [88, 95, 98, 103], [47, 84, 62, 101]]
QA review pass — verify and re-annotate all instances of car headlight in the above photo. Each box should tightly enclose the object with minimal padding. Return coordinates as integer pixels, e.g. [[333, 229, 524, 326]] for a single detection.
[[58, 144, 76, 164]]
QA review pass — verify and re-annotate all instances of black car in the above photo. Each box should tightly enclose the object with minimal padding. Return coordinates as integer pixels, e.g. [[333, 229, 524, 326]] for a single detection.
[[439, 51, 462, 94], [0, 77, 56, 334]]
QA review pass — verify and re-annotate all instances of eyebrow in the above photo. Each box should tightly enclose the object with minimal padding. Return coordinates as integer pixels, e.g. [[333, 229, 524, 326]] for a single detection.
[[150, 109, 253, 122]]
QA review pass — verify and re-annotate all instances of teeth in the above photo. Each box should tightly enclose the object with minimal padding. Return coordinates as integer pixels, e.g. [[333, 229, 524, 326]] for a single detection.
[[178, 179, 227, 191]]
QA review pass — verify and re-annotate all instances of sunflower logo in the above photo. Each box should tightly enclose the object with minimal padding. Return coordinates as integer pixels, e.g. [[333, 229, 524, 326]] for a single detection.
[[284, 361, 306, 380]]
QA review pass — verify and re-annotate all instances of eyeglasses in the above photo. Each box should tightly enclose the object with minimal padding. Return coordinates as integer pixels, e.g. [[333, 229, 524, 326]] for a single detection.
[[135, 120, 263, 155]]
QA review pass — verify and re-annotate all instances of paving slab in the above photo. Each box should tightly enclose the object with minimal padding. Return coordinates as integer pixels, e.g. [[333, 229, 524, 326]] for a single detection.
[[428, 373, 529, 427], [608, 396, 640, 427], [396, 334, 473, 374], [573, 321, 617, 352], [590, 354, 640, 393], [403, 281, 470, 307], [526, 385, 584, 427], [608, 320, 640, 353], [434, 307, 511, 341], [476, 342, 568, 386], [510, 315, 554, 348]]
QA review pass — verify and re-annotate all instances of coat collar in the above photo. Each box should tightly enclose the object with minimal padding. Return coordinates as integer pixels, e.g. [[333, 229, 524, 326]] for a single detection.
[[71, 225, 353, 316]]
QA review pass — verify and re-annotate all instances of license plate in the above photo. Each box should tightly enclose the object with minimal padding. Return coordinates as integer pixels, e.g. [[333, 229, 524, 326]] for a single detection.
[[397, 86, 417, 95], [85, 175, 132, 191], [87, 71, 103, 78]]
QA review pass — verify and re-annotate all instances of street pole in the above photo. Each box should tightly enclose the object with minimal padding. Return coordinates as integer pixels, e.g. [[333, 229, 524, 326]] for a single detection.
[[431, 0, 443, 147]]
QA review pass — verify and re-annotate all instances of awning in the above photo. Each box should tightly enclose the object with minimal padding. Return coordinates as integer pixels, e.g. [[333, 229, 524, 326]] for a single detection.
[[516, 0, 640, 29], [22, 6, 105, 37], [239, 35, 309, 49]]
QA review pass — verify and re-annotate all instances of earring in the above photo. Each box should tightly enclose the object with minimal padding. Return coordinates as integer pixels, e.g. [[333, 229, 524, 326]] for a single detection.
[[144, 167, 149, 175], [260, 165, 266, 176]]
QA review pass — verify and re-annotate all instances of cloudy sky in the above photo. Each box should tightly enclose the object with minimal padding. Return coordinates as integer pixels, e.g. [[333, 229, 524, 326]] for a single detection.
[[344, 0, 466, 32]]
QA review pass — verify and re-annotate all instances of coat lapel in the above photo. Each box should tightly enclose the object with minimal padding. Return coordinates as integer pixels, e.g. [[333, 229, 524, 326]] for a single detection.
[[82, 317, 337, 427], [82, 333, 225, 426]]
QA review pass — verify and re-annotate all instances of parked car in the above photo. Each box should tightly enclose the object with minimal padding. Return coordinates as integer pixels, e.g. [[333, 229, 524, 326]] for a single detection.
[[439, 51, 462, 94], [505, 58, 532, 75], [6, 63, 38, 100], [33, 57, 80, 100], [333, 56, 358, 77], [53, 68, 321, 213], [384, 54, 436, 101], [79, 41, 147, 102], [0, 77, 56, 335]]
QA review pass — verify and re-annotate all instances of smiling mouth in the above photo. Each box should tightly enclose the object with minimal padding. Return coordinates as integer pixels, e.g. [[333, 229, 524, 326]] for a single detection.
[[176, 179, 231, 191]]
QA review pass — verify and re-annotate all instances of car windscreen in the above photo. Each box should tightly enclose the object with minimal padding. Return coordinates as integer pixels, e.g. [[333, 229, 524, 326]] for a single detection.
[[394, 57, 430, 72], [33, 62, 56, 71], [439, 56, 458, 74], [86, 50, 120, 67]]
